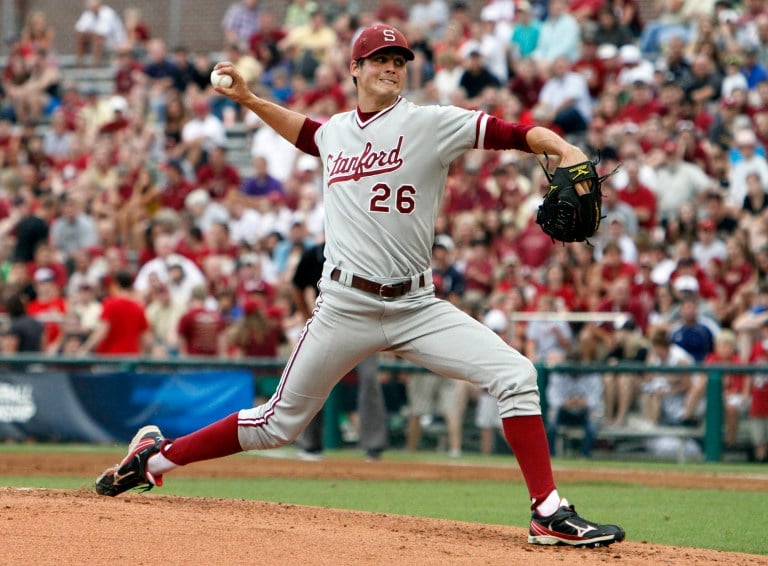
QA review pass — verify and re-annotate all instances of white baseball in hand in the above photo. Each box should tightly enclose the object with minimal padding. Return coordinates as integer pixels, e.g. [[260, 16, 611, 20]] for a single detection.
[[210, 70, 233, 88]]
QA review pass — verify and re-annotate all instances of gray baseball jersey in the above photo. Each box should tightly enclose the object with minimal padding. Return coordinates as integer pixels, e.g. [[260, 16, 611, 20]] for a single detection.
[[237, 98, 540, 450]]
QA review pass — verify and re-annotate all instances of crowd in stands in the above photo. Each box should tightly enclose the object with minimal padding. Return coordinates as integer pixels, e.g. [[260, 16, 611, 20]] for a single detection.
[[0, 0, 767, 460]]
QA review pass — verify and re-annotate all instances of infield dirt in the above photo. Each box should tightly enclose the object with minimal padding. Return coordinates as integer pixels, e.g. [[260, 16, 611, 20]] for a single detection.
[[1, 453, 767, 565]]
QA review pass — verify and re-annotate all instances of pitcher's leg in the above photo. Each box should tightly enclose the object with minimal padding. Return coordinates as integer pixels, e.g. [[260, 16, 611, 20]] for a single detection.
[[356, 354, 387, 454], [392, 301, 555, 508]]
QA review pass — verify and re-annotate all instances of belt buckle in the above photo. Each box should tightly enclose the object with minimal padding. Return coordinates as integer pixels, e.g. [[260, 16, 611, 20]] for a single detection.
[[379, 282, 405, 298]]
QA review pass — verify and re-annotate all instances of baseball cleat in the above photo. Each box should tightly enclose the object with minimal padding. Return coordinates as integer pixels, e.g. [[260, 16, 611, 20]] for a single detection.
[[528, 500, 625, 547], [95, 425, 165, 497]]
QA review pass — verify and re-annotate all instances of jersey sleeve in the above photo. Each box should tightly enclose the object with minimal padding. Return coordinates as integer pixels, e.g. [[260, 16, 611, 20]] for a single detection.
[[435, 107, 534, 165], [295, 118, 322, 157], [434, 105, 486, 166]]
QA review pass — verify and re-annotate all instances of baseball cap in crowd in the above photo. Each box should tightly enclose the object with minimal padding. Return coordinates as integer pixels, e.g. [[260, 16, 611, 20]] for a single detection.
[[698, 218, 716, 231], [34, 267, 56, 283], [483, 309, 509, 334], [734, 128, 757, 147], [433, 234, 455, 251], [597, 43, 618, 60], [352, 24, 415, 61], [239, 252, 261, 267], [619, 44, 642, 65], [673, 275, 700, 294]]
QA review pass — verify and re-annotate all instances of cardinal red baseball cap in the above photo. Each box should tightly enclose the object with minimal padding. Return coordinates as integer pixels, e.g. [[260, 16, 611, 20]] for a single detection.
[[352, 24, 415, 61]]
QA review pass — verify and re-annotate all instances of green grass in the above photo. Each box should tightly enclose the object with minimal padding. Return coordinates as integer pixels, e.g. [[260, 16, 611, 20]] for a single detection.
[[3, 473, 767, 555]]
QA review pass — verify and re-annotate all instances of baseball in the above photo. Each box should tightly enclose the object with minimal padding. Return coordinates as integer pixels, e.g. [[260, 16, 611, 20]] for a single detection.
[[210, 70, 233, 89]]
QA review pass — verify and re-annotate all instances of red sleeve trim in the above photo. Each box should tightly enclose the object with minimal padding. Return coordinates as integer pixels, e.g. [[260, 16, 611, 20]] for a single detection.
[[295, 118, 322, 156], [482, 116, 534, 153]]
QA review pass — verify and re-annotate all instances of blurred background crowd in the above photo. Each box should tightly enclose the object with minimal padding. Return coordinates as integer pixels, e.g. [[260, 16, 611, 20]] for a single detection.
[[0, 0, 767, 460]]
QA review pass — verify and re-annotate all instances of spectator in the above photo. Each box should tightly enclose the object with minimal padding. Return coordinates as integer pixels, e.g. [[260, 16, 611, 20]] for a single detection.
[[524, 293, 573, 363], [196, 145, 241, 202], [728, 128, 768, 209], [545, 328, 605, 458], [278, 9, 338, 82], [114, 161, 161, 249], [705, 329, 750, 448], [170, 46, 209, 96], [239, 155, 285, 203], [732, 284, 768, 360], [50, 194, 99, 260], [507, 57, 545, 111], [227, 297, 284, 357], [78, 270, 150, 355], [615, 44, 655, 88], [431, 236, 465, 304], [509, 1, 541, 59], [74, 0, 127, 67], [1, 294, 44, 353], [249, 10, 288, 73], [222, 42, 263, 94], [67, 281, 103, 338], [180, 98, 227, 168], [641, 326, 702, 427], [670, 295, 717, 365], [133, 233, 207, 301], [692, 218, 727, 268], [284, 0, 319, 29], [457, 50, 502, 104], [159, 159, 195, 212], [592, 5, 635, 47], [249, 116, 302, 183], [615, 157, 657, 231], [534, 56, 592, 136], [5, 47, 60, 125], [222, 0, 262, 51], [42, 110, 75, 163], [462, 237, 494, 301], [7, 195, 50, 263], [19, 10, 56, 55], [176, 284, 227, 357], [144, 282, 186, 357], [652, 140, 713, 224], [122, 6, 151, 59], [374, 0, 409, 27], [460, 17, 510, 83], [296, 64, 347, 117], [748, 322, 768, 462], [530, 0, 581, 68], [604, 315, 649, 427], [409, 0, 450, 40], [404, 367, 468, 458]]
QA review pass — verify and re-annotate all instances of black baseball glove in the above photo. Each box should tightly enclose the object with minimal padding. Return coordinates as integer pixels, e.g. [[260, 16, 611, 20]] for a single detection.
[[536, 159, 614, 244]]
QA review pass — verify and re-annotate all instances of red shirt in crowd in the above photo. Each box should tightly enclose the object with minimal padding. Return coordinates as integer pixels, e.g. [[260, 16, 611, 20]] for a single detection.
[[96, 295, 149, 354], [177, 307, 226, 356], [618, 183, 657, 230], [705, 351, 747, 397], [196, 163, 241, 201], [27, 297, 67, 348], [749, 340, 768, 417], [160, 177, 196, 211]]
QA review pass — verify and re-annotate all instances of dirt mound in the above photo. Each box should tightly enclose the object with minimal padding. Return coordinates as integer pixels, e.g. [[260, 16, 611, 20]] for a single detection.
[[1, 453, 767, 565]]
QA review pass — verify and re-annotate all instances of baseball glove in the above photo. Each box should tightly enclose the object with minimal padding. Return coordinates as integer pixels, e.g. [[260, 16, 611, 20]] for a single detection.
[[535, 159, 615, 244]]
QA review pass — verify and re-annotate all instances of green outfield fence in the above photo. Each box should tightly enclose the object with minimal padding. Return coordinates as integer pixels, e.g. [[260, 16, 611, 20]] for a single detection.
[[0, 354, 760, 462]]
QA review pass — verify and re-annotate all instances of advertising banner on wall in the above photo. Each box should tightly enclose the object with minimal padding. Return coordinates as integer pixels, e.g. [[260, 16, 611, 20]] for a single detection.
[[0, 370, 254, 443]]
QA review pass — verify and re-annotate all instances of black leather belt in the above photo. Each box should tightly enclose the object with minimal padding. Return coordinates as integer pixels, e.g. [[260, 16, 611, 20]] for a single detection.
[[330, 268, 426, 298]]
